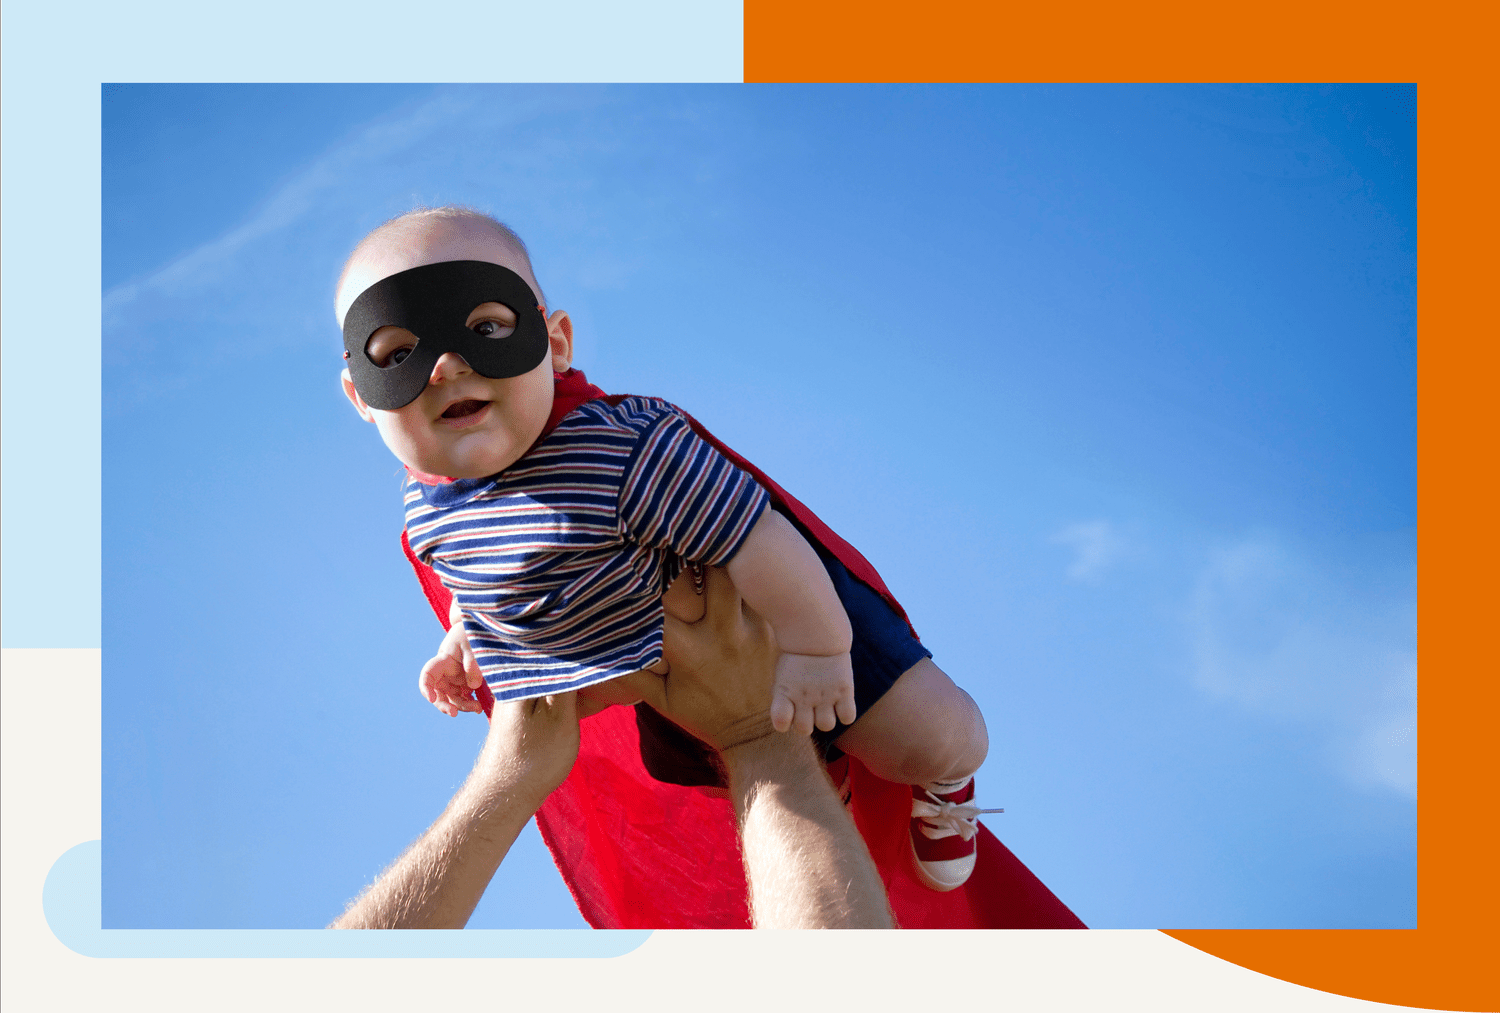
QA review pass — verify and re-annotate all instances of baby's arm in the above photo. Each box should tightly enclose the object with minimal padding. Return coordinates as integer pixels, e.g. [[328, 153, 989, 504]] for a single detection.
[[419, 598, 486, 717], [725, 510, 855, 735]]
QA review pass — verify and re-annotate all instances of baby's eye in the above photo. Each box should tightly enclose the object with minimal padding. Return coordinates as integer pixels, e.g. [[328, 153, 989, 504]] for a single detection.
[[471, 319, 515, 339], [372, 345, 413, 368], [465, 302, 518, 339], [364, 326, 417, 369]]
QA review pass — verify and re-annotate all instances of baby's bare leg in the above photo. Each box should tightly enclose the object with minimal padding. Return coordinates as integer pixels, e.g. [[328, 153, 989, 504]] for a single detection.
[[833, 658, 988, 787]]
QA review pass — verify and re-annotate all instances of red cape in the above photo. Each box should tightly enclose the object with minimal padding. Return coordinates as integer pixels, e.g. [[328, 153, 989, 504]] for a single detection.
[[401, 369, 1085, 929]]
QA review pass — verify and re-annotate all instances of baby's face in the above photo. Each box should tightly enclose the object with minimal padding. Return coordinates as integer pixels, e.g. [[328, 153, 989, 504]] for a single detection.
[[338, 223, 571, 479]]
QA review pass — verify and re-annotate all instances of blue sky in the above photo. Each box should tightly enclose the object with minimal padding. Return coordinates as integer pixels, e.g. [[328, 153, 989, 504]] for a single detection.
[[100, 84, 1416, 929]]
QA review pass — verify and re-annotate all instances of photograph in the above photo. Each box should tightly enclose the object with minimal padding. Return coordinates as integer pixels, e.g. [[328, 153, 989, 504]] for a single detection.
[[100, 82, 1416, 931]]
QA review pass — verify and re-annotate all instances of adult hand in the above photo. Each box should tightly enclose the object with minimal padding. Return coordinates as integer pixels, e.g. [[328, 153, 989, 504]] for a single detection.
[[626, 567, 894, 928], [622, 566, 780, 753], [476, 691, 582, 812], [332, 690, 581, 929]]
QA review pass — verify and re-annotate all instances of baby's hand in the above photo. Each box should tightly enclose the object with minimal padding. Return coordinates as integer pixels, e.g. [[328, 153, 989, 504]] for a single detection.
[[419, 619, 485, 717], [770, 652, 856, 736]]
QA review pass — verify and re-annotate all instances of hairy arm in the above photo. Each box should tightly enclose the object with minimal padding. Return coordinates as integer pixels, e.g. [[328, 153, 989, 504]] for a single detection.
[[723, 733, 893, 929], [625, 566, 892, 928], [330, 693, 579, 929]]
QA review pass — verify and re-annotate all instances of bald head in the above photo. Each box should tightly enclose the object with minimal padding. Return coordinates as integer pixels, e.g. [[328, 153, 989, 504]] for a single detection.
[[336, 207, 546, 326]]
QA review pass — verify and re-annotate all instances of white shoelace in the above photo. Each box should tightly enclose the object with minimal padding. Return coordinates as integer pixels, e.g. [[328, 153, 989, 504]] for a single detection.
[[912, 792, 1005, 841]]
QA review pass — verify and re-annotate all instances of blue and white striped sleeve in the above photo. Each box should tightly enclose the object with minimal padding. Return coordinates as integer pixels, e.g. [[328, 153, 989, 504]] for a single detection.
[[619, 409, 770, 565]]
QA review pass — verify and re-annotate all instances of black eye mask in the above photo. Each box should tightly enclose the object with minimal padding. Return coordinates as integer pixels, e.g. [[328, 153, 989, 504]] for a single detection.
[[342, 260, 550, 410]]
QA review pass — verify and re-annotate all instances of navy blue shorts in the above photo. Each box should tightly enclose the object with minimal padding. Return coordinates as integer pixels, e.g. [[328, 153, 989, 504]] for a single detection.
[[635, 533, 930, 785], [810, 540, 931, 752]]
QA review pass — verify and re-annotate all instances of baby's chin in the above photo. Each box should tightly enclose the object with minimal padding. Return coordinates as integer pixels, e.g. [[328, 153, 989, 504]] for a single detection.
[[405, 434, 528, 481]]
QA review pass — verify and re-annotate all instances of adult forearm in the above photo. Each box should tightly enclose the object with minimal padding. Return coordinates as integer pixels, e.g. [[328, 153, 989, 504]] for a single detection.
[[726, 735, 894, 929], [332, 692, 579, 929], [331, 765, 537, 929]]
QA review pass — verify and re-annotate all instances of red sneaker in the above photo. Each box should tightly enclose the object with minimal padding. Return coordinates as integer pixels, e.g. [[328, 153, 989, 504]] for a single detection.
[[909, 778, 1002, 891]]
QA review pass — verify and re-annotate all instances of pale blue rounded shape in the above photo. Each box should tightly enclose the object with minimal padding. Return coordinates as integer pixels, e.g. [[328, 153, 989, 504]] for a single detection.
[[44, 841, 651, 958]]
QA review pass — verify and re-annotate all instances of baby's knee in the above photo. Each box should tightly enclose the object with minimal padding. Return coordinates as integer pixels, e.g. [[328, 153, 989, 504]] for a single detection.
[[893, 738, 984, 787], [887, 682, 989, 784], [934, 688, 988, 779]]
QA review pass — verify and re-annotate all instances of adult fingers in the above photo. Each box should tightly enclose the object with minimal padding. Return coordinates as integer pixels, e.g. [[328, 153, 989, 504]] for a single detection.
[[700, 565, 744, 632], [575, 694, 613, 720], [615, 668, 667, 715], [537, 691, 579, 724], [660, 610, 708, 685]]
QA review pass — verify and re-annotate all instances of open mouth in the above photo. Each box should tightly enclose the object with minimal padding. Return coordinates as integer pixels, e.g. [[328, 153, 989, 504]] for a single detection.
[[441, 399, 490, 420]]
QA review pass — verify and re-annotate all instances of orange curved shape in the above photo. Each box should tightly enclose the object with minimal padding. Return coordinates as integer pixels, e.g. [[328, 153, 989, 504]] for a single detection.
[[1163, 929, 1495, 1011], [744, 1, 1496, 1008]]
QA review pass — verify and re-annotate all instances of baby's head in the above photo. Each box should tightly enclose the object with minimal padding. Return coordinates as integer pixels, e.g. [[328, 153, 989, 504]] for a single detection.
[[337, 207, 573, 480]]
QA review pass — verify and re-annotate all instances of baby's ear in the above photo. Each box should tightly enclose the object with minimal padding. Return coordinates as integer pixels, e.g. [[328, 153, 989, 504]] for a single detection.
[[341, 369, 377, 423], [546, 309, 574, 371]]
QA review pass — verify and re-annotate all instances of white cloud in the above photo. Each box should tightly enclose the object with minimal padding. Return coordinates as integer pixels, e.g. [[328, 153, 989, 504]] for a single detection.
[[1348, 689, 1417, 796], [1187, 536, 1416, 798], [1052, 519, 1126, 582]]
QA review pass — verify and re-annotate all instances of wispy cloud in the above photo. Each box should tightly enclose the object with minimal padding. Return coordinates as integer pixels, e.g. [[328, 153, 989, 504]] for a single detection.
[[1052, 519, 1126, 582], [101, 86, 624, 416], [1187, 536, 1416, 797], [104, 90, 484, 321]]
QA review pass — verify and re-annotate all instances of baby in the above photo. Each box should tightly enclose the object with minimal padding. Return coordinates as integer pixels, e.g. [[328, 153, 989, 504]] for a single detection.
[[337, 207, 993, 890]]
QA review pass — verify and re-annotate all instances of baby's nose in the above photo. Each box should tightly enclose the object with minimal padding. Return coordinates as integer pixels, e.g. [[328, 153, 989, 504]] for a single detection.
[[430, 351, 473, 382]]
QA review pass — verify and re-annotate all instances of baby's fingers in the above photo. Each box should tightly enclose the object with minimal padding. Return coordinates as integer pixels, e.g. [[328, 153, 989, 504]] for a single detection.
[[792, 702, 815, 737], [446, 690, 482, 715], [418, 661, 448, 704], [459, 636, 483, 689], [770, 691, 794, 734], [835, 694, 857, 727], [813, 702, 838, 733]]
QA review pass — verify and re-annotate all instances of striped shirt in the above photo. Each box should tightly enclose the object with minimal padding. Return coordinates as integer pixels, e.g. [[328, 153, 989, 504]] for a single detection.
[[404, 397, 771, 701]]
